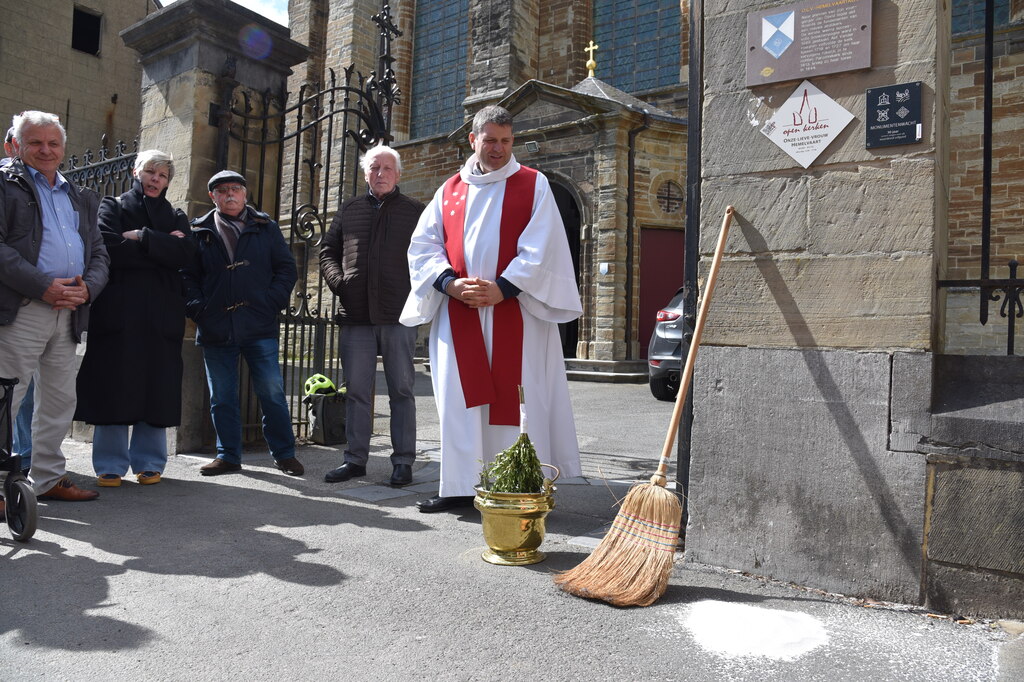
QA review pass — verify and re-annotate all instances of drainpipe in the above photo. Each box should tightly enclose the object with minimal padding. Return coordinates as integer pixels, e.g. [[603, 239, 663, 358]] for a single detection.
[[678, 0, 704, 521], [626, 109, 650, 361]]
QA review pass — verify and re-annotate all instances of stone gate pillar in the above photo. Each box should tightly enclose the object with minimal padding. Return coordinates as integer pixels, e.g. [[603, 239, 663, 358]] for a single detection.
[[121, 0, 308, 452]]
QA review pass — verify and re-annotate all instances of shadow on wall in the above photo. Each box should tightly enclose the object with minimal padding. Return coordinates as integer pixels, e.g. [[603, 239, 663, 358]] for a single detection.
[[737, 212, 921, 580]]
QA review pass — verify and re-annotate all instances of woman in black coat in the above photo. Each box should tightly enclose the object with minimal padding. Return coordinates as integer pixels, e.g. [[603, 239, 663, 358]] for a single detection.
[[75, 150, 195, 486]]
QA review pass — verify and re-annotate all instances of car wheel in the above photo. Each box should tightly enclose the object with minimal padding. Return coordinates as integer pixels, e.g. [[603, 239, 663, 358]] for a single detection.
[[649, 374, 678, 401]]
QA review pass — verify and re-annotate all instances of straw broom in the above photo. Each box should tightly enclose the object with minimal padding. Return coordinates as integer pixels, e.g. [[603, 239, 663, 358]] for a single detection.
[[554, 206, 734, 607]]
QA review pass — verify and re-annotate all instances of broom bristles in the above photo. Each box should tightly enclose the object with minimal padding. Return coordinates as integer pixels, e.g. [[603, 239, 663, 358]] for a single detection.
[[554, 482, 681, 607]]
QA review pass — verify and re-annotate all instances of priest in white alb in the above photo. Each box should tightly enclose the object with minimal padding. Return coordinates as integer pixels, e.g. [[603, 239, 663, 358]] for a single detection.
[[400, 105, 583, 513]]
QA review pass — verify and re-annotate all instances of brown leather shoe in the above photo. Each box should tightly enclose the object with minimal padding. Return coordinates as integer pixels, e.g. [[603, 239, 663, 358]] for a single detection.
[[200, 458, 242, 476], [39, 477, 100, 501]]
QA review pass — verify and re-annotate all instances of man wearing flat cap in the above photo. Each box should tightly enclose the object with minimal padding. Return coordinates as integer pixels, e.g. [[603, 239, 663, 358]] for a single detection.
[[182, 170, 302, 476]]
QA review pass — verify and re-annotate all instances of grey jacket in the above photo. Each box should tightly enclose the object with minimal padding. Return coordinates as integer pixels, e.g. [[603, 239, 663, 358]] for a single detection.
[[0, 159, 109, 341]]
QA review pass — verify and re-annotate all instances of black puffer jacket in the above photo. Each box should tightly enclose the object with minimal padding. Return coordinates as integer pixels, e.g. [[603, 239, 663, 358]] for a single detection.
[[182, 206, 297, 346], [75, 180, 195, 426], [319, 188, 424, 325]]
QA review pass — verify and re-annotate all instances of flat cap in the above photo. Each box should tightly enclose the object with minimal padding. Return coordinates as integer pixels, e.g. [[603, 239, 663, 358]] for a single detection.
[[208, 170, 247, 192]]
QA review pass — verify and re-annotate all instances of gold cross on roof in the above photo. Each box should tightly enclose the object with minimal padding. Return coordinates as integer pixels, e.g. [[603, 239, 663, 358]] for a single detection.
[[585, 40, 599, 78]]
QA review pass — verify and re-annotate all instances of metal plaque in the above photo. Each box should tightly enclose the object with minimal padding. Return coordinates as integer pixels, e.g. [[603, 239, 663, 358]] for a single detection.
[[865, 82, 923, 149], [746, 0, 872, 87]]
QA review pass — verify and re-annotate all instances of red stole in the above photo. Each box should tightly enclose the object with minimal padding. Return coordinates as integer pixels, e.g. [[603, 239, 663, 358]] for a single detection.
[[442, 166, 537, 426]]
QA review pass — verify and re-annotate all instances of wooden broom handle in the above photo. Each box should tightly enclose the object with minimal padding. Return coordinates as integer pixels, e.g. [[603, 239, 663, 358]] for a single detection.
[[652, 206, 734, 484]]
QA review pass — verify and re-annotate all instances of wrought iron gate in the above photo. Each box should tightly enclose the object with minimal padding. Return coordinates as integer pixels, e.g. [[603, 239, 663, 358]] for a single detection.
[[62, 137, 138, 197], [220, 6, 402, 439]]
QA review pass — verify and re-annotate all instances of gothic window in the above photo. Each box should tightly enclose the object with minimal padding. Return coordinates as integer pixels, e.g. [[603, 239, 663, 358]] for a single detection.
[[593, 0, 680, 93], [410, 0, 469, 139], [952, 0, 1012, 34]]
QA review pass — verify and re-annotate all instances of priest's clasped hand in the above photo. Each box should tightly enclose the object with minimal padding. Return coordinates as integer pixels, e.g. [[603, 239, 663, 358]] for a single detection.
[[448, 276, 504, 308]]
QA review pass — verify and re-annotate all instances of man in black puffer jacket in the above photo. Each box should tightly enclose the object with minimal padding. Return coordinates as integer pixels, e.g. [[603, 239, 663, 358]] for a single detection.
[[319, 145, 424, 487], [183, 170, 302, 478]]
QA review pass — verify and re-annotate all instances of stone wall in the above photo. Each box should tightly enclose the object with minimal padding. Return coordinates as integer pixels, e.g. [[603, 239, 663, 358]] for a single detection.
[[464, 0, 539, 110], [0, 0, 146, 157], [687, 0, 950, 605], [942, 288, 1015, 355], [688, 347, 926, 603]]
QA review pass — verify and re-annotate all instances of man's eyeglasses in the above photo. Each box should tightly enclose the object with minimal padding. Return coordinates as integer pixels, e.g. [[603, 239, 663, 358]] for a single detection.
[[213, 184, 245, 195]]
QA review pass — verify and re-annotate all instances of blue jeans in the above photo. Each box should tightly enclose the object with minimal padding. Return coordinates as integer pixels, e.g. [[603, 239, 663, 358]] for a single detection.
[[93, 423, 167, 476], [339, 324, 417, 466], [13, 378, 33, 470], [202, 337, 295, 465]]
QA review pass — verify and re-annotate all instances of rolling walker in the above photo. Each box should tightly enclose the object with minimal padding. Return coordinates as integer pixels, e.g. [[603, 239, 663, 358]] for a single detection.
[[0, 377, 37, 542]]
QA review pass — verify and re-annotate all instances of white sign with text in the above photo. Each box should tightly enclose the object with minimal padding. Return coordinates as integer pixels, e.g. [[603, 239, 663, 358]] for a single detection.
[[760, 80, 854, 168]]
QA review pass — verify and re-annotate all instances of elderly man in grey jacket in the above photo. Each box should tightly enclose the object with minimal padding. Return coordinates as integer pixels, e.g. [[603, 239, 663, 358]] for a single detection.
[[0, 111, 109, 504]]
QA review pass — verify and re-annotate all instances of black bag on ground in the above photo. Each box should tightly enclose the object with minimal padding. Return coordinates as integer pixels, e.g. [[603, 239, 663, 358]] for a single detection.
[[303, 392, 346, 445]]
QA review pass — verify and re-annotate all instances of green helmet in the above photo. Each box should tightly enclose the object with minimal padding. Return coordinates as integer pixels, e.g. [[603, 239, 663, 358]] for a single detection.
[[304, 373, 336, 396]]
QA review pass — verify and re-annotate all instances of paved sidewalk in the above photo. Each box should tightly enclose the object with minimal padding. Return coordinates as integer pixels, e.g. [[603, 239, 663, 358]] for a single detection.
[[1, 372, 1021, 680]]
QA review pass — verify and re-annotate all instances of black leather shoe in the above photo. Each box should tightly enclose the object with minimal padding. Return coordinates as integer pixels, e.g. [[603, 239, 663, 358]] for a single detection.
[[389, 464, 413, 487], [324, 462, 366, 483], [417, 495, 475, 513], [274, 457, 304, 476]]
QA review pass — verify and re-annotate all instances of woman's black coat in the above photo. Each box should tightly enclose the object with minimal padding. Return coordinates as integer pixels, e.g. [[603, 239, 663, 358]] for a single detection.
[[75, 180, 195, 427]]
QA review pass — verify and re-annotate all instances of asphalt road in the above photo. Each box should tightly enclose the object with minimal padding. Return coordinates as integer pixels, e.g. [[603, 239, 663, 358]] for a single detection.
[[1, 365, 1020, 680]]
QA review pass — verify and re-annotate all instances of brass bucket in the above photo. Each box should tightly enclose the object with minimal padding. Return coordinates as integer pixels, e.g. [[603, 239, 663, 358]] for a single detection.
[[473, 465, 558, 566]]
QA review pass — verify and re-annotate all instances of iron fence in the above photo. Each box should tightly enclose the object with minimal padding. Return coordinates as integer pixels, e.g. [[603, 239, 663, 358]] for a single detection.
[[62, 137, 138, 197]]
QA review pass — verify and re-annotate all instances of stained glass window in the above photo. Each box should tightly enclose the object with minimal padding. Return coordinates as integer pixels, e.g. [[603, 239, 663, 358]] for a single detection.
[[951, 0, 1012, 34], [410, 0, 469, 138], [593, 0, 680, 92]]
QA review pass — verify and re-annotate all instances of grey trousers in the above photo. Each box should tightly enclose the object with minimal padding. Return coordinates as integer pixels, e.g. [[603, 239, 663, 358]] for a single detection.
[[0, 300, 78, 493], [338, 324, 417, 466]]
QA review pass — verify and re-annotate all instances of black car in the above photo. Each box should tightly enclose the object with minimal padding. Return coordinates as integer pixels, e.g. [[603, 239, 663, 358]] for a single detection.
[[647, 287, 687, 401]]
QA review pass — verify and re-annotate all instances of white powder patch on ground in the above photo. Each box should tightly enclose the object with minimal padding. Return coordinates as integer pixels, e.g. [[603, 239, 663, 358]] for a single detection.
[[681, 600, 829, 660]]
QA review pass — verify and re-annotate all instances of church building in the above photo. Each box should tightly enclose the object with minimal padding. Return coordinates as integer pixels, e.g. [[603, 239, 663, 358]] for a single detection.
[[286, 0, 690, 372]]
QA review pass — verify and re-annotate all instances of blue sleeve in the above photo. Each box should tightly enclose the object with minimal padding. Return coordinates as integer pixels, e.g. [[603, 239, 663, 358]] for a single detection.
[[433, 268, 457, 296]]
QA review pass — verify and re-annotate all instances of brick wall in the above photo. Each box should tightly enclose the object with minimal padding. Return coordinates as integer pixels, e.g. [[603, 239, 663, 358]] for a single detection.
[[538, 0, 592, 87], [946, 26, 1024, 281], [390, 0, 416, 141], [943, 22, 1024, 355]]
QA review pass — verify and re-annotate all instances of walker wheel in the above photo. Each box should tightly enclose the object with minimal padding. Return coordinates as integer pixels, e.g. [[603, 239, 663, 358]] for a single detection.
[[4, 475, 37, 542]]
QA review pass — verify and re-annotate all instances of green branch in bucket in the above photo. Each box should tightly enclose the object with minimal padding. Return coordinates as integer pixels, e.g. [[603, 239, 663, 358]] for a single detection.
[[480, 432, 545, 494]]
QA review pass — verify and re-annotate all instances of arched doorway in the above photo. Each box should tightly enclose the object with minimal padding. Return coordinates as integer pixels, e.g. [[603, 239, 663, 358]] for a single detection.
[[551, 182, 581, 358]]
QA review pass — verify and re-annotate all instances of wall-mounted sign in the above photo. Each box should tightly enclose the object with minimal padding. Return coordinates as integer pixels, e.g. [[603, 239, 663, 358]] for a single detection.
[[746, 0, 872, 87], [865, 82, 923, 149], [760, 80, 855, 168]]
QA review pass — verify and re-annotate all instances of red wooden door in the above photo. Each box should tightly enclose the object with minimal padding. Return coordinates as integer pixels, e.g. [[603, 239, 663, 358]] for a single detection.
[[639, 228, 685, 358]]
